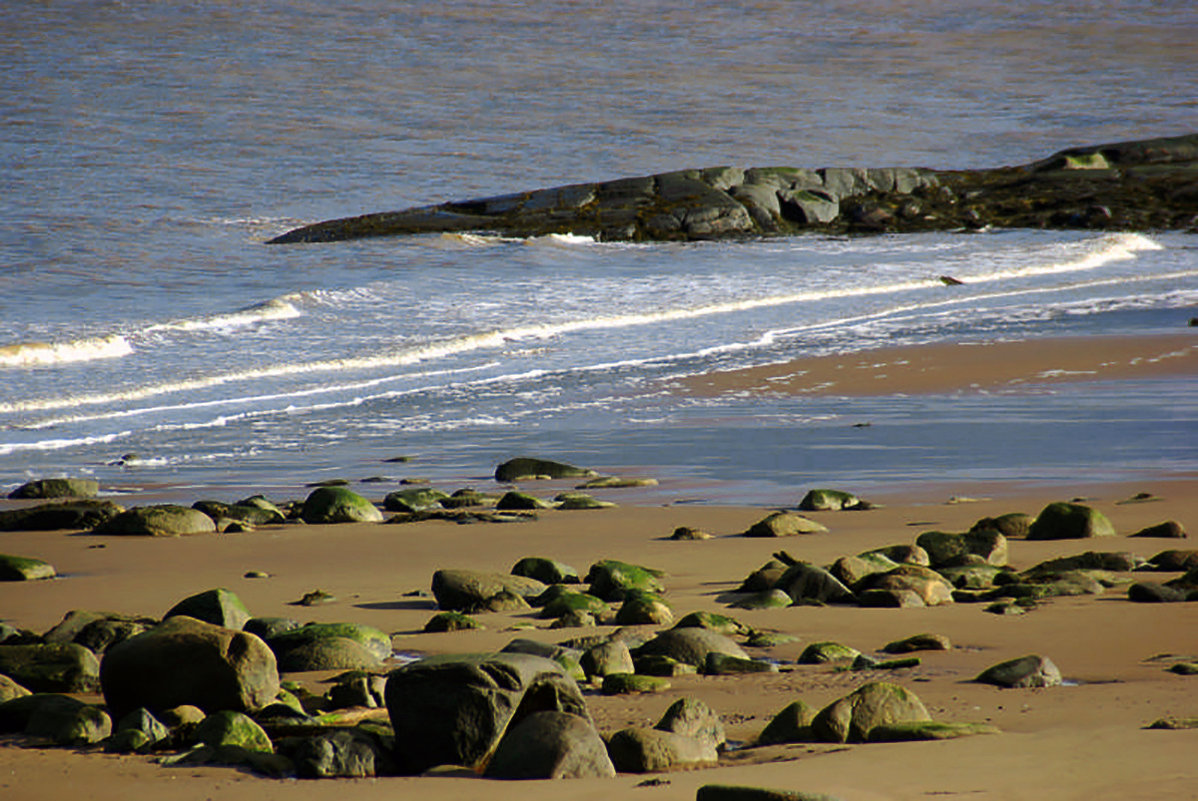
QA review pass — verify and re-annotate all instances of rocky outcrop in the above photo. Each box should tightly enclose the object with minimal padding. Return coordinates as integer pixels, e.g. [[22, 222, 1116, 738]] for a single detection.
[[268, 134, 1198, 244]]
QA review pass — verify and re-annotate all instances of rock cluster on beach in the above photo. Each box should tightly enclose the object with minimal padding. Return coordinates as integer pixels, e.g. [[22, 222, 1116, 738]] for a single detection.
[[267, 133, 1198, 244], [1, 461, 1196, 790]]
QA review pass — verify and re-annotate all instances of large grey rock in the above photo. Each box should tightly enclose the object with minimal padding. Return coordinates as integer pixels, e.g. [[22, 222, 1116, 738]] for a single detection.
[[194, 709, 274, 753], [605, 726, 718, 773], [976, 654, 1062, 688], [266, 622, 391, 666], [775, 563, 856, 605], [855, 565, 954, 606], [811, 681, 931, 743], [300, 486, 383, 524], [511, 556, 579, 584], [483, 710, 616, 779], [165, 588, 252, 630], [93, 504, 217, 536], [382, 487, 449, 513], [1027, 502, 1116, 540], [580, 640, 635, 679], [635, 628, 749, 668], [431, 568, 547, 611], [0, 693, 111, 745], [757, 700, 817, 745], [494, 457, 596, 482], [99, 616, 279, 718], [0, 643, 100, 692], [915, 529, 1008, 567], [385, 652, 589, 774], [281, 727, 393, 778], [8, 478, 99, 499], [743, 511, 828, 537], [656, 697, 726, 751], [43, 610, 155, 656], [106, 707, 171, 753], [585, 559, 666, 601], [0, 500, 123, 531]]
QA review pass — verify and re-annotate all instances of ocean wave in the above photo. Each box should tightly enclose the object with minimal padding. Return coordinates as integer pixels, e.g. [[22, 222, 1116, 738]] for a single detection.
[[143, 297, 301, 333], [0, 430, 134, 457], [961, 232, 1161, 284], [0, 334, 134, 369]]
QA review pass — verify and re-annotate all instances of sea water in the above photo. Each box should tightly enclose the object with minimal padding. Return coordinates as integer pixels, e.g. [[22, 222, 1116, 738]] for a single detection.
[[2, 1, 1195, 503]]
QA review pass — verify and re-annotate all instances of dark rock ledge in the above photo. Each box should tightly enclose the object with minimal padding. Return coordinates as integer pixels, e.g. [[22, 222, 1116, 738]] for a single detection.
[[269, 133, 1198, 244]]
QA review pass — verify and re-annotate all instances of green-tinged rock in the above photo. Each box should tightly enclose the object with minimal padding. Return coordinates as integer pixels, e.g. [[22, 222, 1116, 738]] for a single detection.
[[705, 653, 778, 675], [1027, 502, 1116, 540], [8, 478, 99, 499], [603, 673, 672, 694], [164, 587, 251, 630], [1169, 661, 1198, 675], [696, 784, 844, 801], [937, 565, 1006, 590], [0, 553, 56, 581], [581, 640, 634, 678], [194, 709, 273, 753], [1023, 551, 1138, 577], [431, 568, 547, 611], [811, 681, 931, 743], [976, 654, 1062, 688], [746, 632, 800, 647], [100, 616, 279, 718], [93, 504, 217, 536], [616, 591, 674, 625], [853, 655, 920, 671], [20, 694, 112, 745], [106, 707, 171, 753], [882, 633, 951, 654], [539, 589, 609, 620], [423, 611, 483, 633], [267, 622, 391, 661], [970, 513, 1033, 539], [43, 610, 155, 656], [731, 589, 794, 610], [0, 643, 100, 692], [829, 553, 898, 587], [301, 486, 383, 524], [862, 544, 931, 567], [511, 556, 579, 584], [385, 652, 589, 774], [1131, 521, 1187, 539], [636, 628, 749, 668], [494, 457, 596, 482], [670, 525, 714, 540], [673, 611, 749, 636], [606, 725, 718, 773], [1128, 582, 1187, 603], [915, 529, 1008, 568], [744, 511, 828, 537], [483, 710, 616, 779], [634, 654, 698, 677], [158, 743, 294, 777], [555, 492, 615, 510], [0, 674, 32, 703], [496, 490, 553, 510], [192, 500, 285, 527], [866, 720, 1000, 742], [280, 726, 394, 778], [576, 476, 658, 489], [656, 697, 725, 751], [797, 641, 859, 665], [440, 488, 500, 508], [757, 700, 817, 745], [798, 489, 862, 511], [244, 617, 301, 640], [737, 559, 788, 592], [775, 563, 856, 605], [586, 559, 665, 601], [382, 487, 448, 512], [856, 565, 954, 606], [984, 600, 1029, 615], [1146, 716, 1198, 729], [0, 500, 124, 532]]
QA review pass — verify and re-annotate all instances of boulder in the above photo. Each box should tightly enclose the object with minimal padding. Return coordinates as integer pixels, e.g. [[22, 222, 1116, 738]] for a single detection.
[[581, 640, 635, 679], [499, 640, 586, 682], [576, 476, 658, 489], [554, 492, 615, 510], [970, 513, 1033, 539], [857, 589, 926, 608], [495, 490, 553, 510], [194, 710, 274, 753], [737, 560, 788, 592], [1130, 521, 1187, 539], [1143, 549, 1198, 571], [0, 553, 56, 581], [494, 457, 596, 482], [862, 544, 930, 567], [511, 556, 579, 584], [811, 681, 931, 743], [1027, 502, 1116, 540], [797, 642, 860, 664], [8, 478, 99, 499], [866, 720, 1000, 742], [192, 500, 285, 527], [281, 727, 393, 778], [432, 568, 547, 611], [775, 563, 856, 605], [656, 697, 725, 751], [670, 526, 713, 540], [743, 511, 828, 537], [757, 700, 817, 745], [615, 591, 674, 626], [164, 588, 252, 630], [92, 504, 217, 536], [829, 553, 898, 587], [705, 653, 778, 675], [601, 673, 672, 695], [0, 674, 31, 703], [936, 565, 1006, 590], [99, 616, 279, 717], [385, 652, 590, 774], [976, 654, 1062, 688], [731, 589, 794, 610], [915, 529, 1008, 567], [382, 487, 448, 512], [605, 726, 718, 773], [586, 559, 665, 601], [673, 611, 749, 637], [440, 488, 500, 508], [1022, 551, 1137, 577], [635, 628, 749, 668], [243, 617, 301, 640], [856, 565, 954, 606], [3, 693, 112, 745], [882, 633, 952, 654], [43, 610, 155, 656], [0, 643, 100, 692], [267, 623, 390, 670], [423, 611, 483, 632], [483, 710, 616, 779], [1127, 582, 1187, 603], [106, 707, 171, 753], [798, 489, 862, 511], [539, 589, 609, 620], [300, 486, 383, 524], [0, 500, 123, 531]]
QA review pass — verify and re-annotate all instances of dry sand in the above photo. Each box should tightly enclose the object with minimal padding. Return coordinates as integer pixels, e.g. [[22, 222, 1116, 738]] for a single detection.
[[2, 332, 1196, 800]]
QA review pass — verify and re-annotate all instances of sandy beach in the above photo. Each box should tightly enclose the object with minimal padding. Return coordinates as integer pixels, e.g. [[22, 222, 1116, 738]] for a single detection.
[[2, 333, 1196, 801]]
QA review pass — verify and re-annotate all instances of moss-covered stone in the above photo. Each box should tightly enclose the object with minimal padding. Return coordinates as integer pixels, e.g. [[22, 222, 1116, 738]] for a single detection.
[[601, 673, 672, 695], [301, 487, 383, 524], [423, 611, 483, 633], [1027, 502, 1116, 540], [0, 554, 56, 581], [194, 710, 274, 753]]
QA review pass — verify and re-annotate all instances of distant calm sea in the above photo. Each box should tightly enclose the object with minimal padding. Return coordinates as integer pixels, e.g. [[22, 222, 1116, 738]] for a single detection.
[[2, 1, 1196, 503]]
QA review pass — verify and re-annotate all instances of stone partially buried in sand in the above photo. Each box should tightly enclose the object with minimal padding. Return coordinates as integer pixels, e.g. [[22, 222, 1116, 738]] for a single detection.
[[811, 681, 931, 743], [494, 457, 597, 482], [1027, 502, 1116, 540], [0, 553, 56, 581], [7, 478, 99, 500], [976, 654, 1062, 688], [0, 500, 124, 532], [483, 710, 616, 779], [743, 511, 828, 537], [300, 486, 383, 524], [93, 504, 217, 536], [164, 588, 252, 630], [0, 643, 100, 693]]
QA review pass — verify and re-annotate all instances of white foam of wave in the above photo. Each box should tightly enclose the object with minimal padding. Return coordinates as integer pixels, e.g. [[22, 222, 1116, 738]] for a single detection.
[[0, 233, 1171, 415], [525, 232, 597, 247], [0, 334, 134, 369], [962, 232, 1161, 284], [143, 298, 301, 333], [0, 430, 134, 457]]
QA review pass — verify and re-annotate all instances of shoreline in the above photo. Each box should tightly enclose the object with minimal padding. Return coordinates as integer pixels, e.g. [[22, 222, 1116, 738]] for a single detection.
[[677, 331, 1197, 398]]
